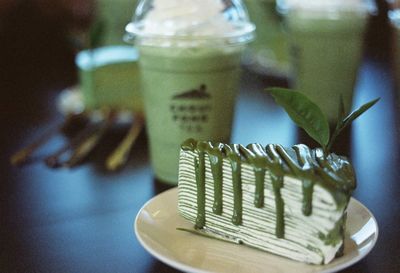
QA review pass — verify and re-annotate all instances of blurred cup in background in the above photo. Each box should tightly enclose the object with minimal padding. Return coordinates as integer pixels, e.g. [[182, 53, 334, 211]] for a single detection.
[[76, 46, 142, 113], [73, 0, 143, 114], [279, 0, 375, 124], [243, 0, 290, 78]]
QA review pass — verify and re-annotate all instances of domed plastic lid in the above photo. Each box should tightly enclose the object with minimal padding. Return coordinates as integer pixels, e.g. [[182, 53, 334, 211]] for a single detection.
[[125, 0, 256, 47], [277, 0, 376, 17]]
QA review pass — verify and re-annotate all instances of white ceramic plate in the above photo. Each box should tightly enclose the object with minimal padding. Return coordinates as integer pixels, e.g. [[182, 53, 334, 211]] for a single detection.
[[135, 188, 378, 273]]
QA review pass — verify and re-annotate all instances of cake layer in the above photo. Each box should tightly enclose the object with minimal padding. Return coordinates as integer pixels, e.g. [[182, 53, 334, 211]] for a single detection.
[[178, 139, 355, 264]]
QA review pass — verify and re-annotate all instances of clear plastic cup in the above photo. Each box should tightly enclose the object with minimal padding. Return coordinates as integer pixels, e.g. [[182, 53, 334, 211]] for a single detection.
[[279, 0, 375, 123], [76, 46, 142, 112], [125, 0, 255, 184], [243, 0, 290, 78]]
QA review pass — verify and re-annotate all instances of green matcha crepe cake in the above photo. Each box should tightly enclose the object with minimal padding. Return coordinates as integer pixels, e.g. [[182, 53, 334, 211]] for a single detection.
[[178, 139, 353, 264], [177, 88, 378, 265]]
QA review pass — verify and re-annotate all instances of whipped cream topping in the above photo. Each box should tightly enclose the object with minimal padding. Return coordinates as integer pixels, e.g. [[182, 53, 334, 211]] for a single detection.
[[125, 0, 255, 46], [140, 0, 237, 36]]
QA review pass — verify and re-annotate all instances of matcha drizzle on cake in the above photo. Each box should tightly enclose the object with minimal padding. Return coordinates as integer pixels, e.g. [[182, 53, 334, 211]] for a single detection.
[[225, 144, 243, 226], [244, 144, 266, 209], [181, 138, 356, 239], [193, 142, 207, 229], [207, 143, 224, 215]]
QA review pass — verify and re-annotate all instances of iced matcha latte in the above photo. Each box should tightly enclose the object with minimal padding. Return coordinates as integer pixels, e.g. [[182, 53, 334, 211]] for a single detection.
[[281, 0, 372, 122], [126, 0, 255, 184]]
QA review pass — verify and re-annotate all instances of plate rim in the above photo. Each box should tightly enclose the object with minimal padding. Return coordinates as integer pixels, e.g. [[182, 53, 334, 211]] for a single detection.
[[134, 187, 379, 273], [134, 188, 211, 273]]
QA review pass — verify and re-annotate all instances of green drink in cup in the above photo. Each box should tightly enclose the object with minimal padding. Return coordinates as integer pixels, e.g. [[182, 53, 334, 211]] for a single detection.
[[279, 0, 374, 123], [125, 0, 255, 184]]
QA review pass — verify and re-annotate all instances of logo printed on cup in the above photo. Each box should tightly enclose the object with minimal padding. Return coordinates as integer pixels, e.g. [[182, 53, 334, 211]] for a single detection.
[[170, 84, 212, 133]]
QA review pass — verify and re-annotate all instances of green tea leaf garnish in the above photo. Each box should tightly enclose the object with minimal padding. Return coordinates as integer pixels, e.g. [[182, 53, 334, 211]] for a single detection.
[[337, 95, 346, 125], [268, 87, 330, 151], [327, 97, 380, 152], [267, 88, 379, 155], [340, 98, 380, 130]]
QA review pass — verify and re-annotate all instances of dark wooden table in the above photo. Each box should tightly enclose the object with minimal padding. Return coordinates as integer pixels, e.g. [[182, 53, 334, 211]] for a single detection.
[[1, 3, 399, 273]]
